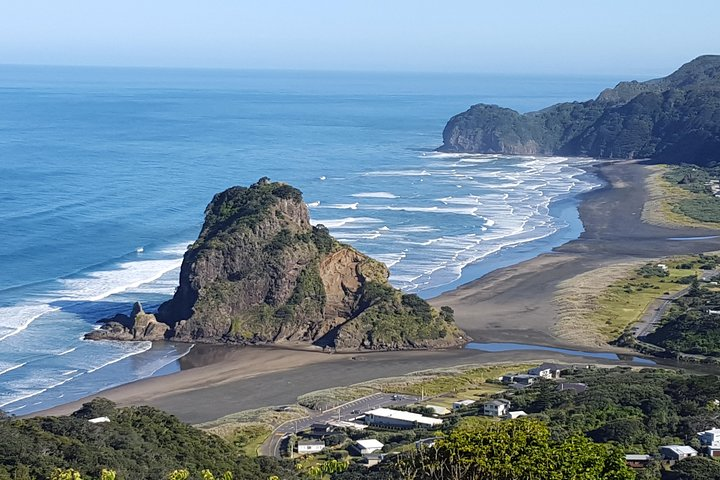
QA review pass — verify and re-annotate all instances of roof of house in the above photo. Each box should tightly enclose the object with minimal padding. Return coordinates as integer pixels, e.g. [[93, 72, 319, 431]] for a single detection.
[[298, 439, 325, 446], [557, 382, 588, 393], [625, 454, 652, 461], [357, 439, 385, 450], [699, 428, 720, 435], [485, 399, 510, 407], [532, 363, 566, 370], [365, 408, 443, 425], [311, 423, 332, 430], [507, 411, 527, 418], [88, 417, 111, 424], [661, 445, 698, 455], [453, 399, 476, 405], [426, 405, 450, 415]]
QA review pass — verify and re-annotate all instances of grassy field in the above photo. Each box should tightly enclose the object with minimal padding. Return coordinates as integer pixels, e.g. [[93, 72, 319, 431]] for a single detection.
[[555, 255, 708, 346], [197, 405, 308, 456], [358, 363, 537, 397], [642, 165, 720, 229]]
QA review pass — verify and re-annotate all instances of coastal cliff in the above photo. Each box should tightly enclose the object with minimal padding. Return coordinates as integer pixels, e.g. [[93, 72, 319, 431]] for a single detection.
[[88, 178, 466, 350], [439, 55, 720, 166]]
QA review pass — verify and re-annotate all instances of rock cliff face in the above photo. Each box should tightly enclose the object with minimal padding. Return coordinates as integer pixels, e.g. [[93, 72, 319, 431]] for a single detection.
[[90, 178, 467, 350], [86, 302, 169, 341], [439, 55, 720, 166]]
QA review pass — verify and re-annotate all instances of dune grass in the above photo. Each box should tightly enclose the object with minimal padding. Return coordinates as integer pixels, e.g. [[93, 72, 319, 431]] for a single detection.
[[642, 165, 720, 229], [197, 405, 308, 456], [554, 256, 705, 346]]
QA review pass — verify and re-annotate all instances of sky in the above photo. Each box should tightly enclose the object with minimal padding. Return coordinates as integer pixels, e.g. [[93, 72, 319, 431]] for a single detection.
[[1, 0, 719, 76]]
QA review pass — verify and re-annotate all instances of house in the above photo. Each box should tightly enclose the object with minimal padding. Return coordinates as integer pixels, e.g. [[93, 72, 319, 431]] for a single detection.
[[327, 420, 367, 431], [557, 382, 588, 393], [625, 454, 652, 469], [356, 439, 384, 455], [659, 445, 697, 461], [297, 439, 325, 455], [309, 423, 334, 437], [506, 411, 527, 419], [361, 454, 385, 467], [364, 408, 443, 429], [452, 400, 476, 409], [426, 405, 451, 415], [698, 428, 720, 457], [513, 374, 538, 385], [500, 374, 517, 384], [528, 364, 563, 379], [483, 399, 510, 417], [88, 417, 111, 424]]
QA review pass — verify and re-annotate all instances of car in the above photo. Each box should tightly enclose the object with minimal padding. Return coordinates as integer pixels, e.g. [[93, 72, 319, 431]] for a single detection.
[[350, 409, 360, 414], [391, 395, 399, 401]]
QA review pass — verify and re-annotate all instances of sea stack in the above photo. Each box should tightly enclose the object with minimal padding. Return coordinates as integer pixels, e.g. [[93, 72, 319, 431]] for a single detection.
[[89, 178, 467, 351]]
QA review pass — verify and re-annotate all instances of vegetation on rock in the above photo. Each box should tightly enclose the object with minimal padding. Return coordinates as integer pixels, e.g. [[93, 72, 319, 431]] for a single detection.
[[86, 178, 467, 350], [439, 55, 720, 166]]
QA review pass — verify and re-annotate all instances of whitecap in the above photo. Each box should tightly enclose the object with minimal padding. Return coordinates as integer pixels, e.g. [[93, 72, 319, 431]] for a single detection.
[[351, 192, 397, 199], [310, 217, 381, 228], [0, 304, 59, 342]]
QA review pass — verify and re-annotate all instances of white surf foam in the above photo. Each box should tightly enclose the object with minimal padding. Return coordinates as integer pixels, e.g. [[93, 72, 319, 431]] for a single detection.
[[351, 192, 397, 199], [310, 217, 381, 228], [56, 256, 184, 303], [0, 362, 27, 376], [85, 340, 152, 374], [0, 304, 60, 342], [362, 169, 431, 177], [316, 202, 359, 210]]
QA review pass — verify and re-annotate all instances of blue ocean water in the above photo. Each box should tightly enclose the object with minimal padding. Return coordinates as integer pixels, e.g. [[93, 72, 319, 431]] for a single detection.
[[0, 66, 629, 414]]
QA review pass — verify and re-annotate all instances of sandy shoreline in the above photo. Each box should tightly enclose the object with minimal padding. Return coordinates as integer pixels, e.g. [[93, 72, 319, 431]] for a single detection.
[[31, 160, 720, 423]]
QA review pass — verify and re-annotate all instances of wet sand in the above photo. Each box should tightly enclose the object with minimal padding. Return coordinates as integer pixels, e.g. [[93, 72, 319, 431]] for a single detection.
[[32, 160, 720, 423]]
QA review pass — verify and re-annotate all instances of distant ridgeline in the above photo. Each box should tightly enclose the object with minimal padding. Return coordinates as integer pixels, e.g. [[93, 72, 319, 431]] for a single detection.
[[439, 55, 720, 166], [87, 178, 466, 350]]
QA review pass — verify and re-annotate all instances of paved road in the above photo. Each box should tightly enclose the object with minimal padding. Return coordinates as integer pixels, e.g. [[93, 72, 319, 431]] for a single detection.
[[634, 268, 720, 339], [260, 392, 419, 458]]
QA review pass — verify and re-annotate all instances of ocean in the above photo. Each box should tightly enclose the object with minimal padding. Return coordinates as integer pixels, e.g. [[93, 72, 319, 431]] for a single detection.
[[0, 66, 629, 415]]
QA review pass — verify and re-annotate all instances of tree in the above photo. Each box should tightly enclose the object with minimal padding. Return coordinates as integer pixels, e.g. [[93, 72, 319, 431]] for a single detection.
[[387, 418, 634, 480], [673, 456, 720, 480]]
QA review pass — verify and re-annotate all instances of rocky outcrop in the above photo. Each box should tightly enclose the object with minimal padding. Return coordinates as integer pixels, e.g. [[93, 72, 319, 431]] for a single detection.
[[439, 55, 720, 166], [85, 302, 169, 341], [89, 178, 467, 350]]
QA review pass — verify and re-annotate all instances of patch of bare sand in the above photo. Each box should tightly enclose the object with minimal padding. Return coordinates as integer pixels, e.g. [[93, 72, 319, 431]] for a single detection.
[[552, 261, 645, 349]]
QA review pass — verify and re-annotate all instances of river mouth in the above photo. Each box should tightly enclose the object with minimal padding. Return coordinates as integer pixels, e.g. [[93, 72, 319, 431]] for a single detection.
[[465, 342, 656, 365]]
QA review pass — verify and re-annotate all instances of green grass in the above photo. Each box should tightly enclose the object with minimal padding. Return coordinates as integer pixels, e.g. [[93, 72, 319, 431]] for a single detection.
[[592, 257, 704, 339], [359, 363, 537, 397]]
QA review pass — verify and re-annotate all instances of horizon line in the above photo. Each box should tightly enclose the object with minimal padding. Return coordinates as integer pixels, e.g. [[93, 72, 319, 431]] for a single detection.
[[0, 61, 663, 79]]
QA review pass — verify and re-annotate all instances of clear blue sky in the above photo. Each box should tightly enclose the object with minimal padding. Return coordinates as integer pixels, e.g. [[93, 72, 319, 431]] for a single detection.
[[2, 0, 718, 75]]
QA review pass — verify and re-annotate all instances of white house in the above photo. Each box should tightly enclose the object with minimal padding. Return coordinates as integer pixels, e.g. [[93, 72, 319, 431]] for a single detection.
[[452, 400, 476, 410], [528, 364, 562, 379], [356, 439, 384, 455], [659, 445, 697, 461], [483, 399, 510, 417], [506, 411, 527, 419], [297, 439, 325, 455], [364, 408, 443, 429], [88, 417, 111, 424], [698, 428, 720, 457]]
